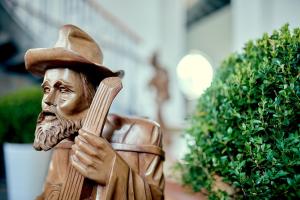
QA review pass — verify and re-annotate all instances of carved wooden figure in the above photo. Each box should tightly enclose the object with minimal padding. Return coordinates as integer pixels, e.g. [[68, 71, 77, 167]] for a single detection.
[[148, 52, 170, 131], [24, 25, 164, 200]]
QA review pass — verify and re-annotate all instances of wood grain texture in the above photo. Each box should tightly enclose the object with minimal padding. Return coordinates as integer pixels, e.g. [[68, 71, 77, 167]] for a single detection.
[[58, 77, 122, 200]]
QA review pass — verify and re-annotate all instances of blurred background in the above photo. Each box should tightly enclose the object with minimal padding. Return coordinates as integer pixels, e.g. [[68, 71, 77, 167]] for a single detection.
[[0, 0, 299, 199]]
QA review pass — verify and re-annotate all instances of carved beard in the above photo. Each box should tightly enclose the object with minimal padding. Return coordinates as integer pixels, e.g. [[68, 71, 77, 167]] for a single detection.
[[33, 106, 83, 151]]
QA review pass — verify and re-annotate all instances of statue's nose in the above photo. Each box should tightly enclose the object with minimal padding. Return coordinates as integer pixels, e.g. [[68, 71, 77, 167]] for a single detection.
[[44, 90, 56, 106]]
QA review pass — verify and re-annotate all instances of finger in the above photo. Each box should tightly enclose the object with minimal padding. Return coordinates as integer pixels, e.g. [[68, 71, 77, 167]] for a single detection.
[[74, 136, 106, 160], [79, 129, 107, 149], [71, 155, 99, 181], [75, 150, 94, 167], [71, 154, 88, 177], [76, 134, 88, 144], [75, 136, 102, 158]]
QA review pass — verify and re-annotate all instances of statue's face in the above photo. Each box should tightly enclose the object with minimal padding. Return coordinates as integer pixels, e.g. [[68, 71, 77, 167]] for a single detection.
[[33, 68, 91, 151], [41, 68, 89, 121]]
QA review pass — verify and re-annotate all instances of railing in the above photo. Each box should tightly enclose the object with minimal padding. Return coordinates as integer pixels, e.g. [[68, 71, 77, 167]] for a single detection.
[[1, 0, 142, 62]]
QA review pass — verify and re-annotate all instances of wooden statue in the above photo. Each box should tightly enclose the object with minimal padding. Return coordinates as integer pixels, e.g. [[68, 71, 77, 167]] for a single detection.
[[24, 24, 164, 200], [148, 52, 170, 131]]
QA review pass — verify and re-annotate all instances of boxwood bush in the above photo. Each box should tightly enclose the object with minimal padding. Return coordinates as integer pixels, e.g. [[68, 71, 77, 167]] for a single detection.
[[0, 87, 42, 143], [180, 24, 300, 199]]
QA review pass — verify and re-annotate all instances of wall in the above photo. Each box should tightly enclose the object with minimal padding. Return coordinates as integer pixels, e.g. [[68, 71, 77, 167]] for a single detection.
[[187, 0, 300, 67], [100, 0, 186, 126], [187, 6, 232, 69], [232, 0, 300, 51]]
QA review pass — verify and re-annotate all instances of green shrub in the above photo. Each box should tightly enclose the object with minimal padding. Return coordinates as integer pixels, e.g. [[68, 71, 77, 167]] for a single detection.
[[180, 24, 300, 199], [0, 86, 42, 143]]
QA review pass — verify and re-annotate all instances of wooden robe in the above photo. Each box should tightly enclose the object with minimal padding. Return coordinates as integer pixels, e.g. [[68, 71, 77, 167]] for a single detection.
[[36, 114, 165, 200]]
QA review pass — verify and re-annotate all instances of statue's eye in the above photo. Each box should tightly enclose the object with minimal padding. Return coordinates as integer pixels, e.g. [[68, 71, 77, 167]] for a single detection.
[[43, 86, 50, 94], [59, 86, 70, 93]]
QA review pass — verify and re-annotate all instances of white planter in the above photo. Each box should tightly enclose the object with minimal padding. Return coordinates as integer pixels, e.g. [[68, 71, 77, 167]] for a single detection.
[[3, 143, 52, 200]]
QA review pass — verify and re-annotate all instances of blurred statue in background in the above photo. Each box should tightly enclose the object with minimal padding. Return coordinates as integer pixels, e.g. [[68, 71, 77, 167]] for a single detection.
[[148, 52, 170, 132], [25, 24, 164, 200]]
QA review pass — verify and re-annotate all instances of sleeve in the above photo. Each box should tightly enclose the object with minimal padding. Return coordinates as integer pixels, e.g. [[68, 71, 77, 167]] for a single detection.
[[97, 119, 165, 200], [95, 151, 164, 200]]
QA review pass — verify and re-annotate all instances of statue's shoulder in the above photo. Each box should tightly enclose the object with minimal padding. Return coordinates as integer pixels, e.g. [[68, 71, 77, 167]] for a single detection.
[[108, 113, 162, 147]]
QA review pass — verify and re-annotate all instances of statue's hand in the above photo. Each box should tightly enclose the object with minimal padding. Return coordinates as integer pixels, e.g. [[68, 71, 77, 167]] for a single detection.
[[71, 129, 116, 185]]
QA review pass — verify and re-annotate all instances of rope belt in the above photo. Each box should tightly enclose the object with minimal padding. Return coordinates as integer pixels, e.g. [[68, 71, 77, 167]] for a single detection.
[[111, 143, 165, 159], [55, 140, 165, 159]]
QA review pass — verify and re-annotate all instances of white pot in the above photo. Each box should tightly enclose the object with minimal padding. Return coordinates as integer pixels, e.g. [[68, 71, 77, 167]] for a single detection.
[[3, 143, 52, 200]]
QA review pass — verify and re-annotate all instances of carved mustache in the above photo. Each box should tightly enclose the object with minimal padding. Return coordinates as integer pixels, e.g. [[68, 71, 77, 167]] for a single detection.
[[38, 106, 59, 123], [43, 106, 57, 115]]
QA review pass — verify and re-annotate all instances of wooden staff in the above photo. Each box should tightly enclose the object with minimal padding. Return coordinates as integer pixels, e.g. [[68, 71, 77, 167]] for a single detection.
[[58, 77, 122, 200]]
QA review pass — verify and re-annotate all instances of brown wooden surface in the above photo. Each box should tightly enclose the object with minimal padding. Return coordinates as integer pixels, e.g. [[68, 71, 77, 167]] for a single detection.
[[25, 24, 165, 200], [58, 77, 122, 200]]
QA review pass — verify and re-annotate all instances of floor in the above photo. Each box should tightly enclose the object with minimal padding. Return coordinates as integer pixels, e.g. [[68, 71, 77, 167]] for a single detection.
[[165, 181, 206, 200]]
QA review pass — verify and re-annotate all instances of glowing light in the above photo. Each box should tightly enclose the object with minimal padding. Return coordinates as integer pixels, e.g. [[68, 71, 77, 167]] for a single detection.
[[176, 52, 213, 99]]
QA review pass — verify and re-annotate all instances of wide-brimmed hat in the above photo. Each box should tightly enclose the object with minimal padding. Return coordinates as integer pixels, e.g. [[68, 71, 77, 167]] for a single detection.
[[25, 24, 123, 80]]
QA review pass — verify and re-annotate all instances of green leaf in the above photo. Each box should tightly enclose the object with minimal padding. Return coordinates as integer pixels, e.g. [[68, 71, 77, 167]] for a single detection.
[[179, 24, 300, 199]]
